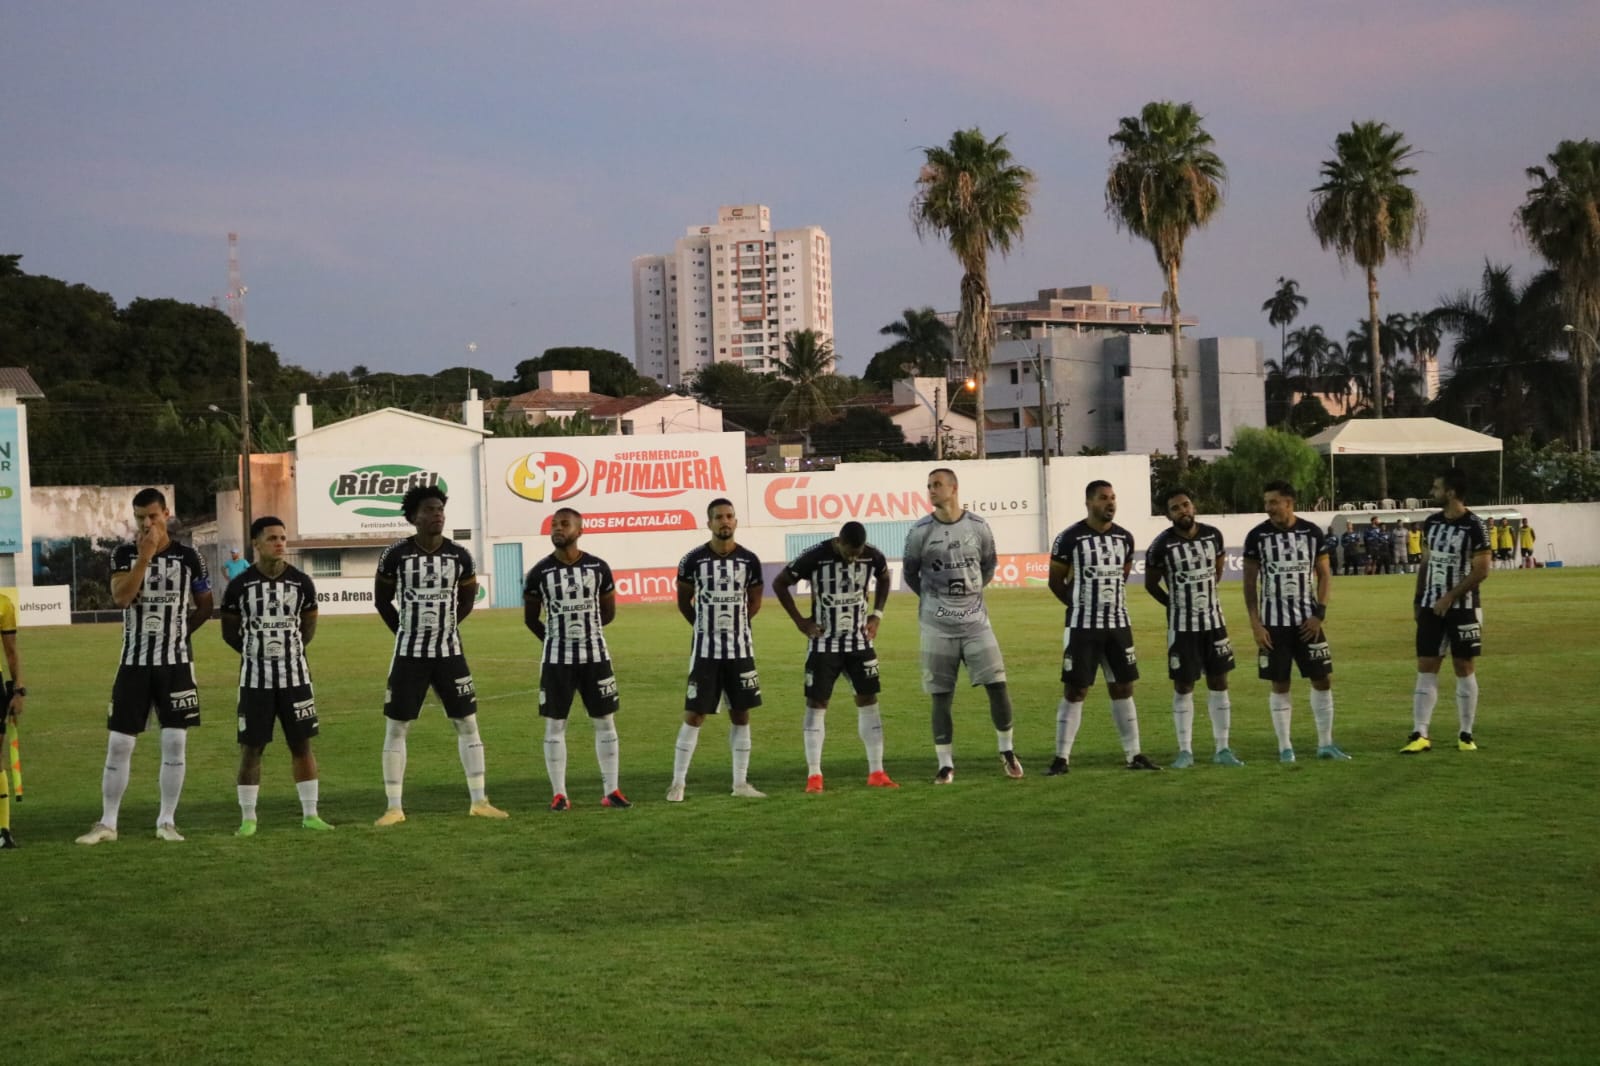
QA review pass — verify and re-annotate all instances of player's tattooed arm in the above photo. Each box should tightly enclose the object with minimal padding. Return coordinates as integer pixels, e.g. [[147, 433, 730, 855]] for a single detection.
[[374, 574, 400, 634], [187, 589, 214, 633], [523, 589, 546, 641]]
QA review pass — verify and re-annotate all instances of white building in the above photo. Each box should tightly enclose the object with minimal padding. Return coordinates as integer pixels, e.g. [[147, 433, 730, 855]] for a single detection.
[[633, 204, 832, 386], [497, 371, 723, 435]]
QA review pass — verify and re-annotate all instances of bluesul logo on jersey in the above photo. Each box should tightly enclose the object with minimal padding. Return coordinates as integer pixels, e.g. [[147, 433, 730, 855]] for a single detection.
[[327, 465, 448, 518], [506, 448, 729, 503]]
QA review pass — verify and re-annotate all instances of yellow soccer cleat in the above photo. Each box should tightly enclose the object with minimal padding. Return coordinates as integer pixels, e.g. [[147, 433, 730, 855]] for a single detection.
[[374, 808, 407, 828], [469, 800, 510, 819], [1400, 732, 1432, 754], [1458, 733, 1478, 752]]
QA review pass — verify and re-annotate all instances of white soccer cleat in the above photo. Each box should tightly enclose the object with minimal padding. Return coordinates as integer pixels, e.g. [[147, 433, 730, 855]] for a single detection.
[[665, 782, 686, 803], [75, 823, 118, 846], [155, 823, 185, 842], [730, 782, 767, 799]]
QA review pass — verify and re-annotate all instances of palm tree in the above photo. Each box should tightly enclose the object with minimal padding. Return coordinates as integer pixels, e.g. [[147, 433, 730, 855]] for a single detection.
[[1429, 262, 1570, 440], [1106, 100, 1227, 472], [1309, 120, 1426, 498], [1516, 138, 1600, 452], [912, 128, 1034, 459], [1262, 277, 1309, 363], [1285, 323, 1335, 388], [865, 307, 953, 388], [768, 329, 838, 442]]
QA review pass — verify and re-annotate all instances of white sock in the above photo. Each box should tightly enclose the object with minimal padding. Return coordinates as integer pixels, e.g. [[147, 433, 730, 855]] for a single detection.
[[1055, 699, 1083, 760], [1110, 697, 1141, 760], [453, 714, 488, 803], [935, 743, 954, 769], [544, 717, 569, 797], [672, 723, 700, 786], [594, 715, 620, 795], [296, 779, 319, 817], [157, 728, 187, 827], [1207, 690, 1232, 751], [802, 706, 825, 776], [1456, 674, 1479, 736], [995, 728, 1014, 754], [382, 718, 410, 810], [237, 784, 259, 822], [101, 732, 136, 831], [729, 723, 752, 786], [1310, 688, 1335, 748], [1172, 691, 1195, 753], [1269, 692, 1293, 750], [1412, 672, 1439, 736], [857, 704, 884, 773]]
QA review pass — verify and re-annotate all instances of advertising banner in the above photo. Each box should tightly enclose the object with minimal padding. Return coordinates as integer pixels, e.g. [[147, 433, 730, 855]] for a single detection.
[[2, 586, 72, 627], [309, 575, 492, 616], [484, 434, 748, 539], [0, 409, 20, 554], [296, 456, 479, 537], [749, 458, 1040, 527]]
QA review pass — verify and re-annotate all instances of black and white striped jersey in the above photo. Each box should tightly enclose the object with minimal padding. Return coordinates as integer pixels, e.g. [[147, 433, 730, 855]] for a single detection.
[[677, 543, 763, 660], [1146, 524, 1227, 633], [782, 541, 888, 653], [377, 537, 476, 659], [524, 552, 615, 666], [1243, 518, 1327, 626], [1051, 521, 1136, 629], [1419, 510, 1491, 609], [220, 564, 318, 688], [112, 542, 210, 666]]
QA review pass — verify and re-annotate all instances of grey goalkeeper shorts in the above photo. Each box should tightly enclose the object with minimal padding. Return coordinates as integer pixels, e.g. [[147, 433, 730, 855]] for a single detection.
[[919, 626, 1007, 693]]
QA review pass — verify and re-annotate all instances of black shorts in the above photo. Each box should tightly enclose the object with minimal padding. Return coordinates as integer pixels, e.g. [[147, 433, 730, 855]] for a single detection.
[[1495, 548, 1513, 561], [1256, 626, 1332, 683], [1167, 627, 1236, 683], [237, 685, 319, 747], [1416, 607, 1482, 660], [384, 655, 477, 721], [108, 664, 201, 734], [1520, 547, 1534, 558], [804, 649, 881, 703], [685, 655, 761, 715], [1061, 627, 1140, 688], [539, 660, 620, 719]]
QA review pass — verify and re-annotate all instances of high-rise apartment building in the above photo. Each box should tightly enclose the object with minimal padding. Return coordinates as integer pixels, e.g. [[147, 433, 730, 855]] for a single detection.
[[633, 205, 831, 386]]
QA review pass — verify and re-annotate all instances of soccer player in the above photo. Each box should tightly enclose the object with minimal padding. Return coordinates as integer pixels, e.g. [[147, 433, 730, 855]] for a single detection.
[[76, 488, 213, 845], [901, 468, 1021, 783], [1518, 520, 1536, 568], [1363, 516, 1388, 575], [1401, 470, 1491, 754], [669, 498, 766, 802], [373, 485, 508, 825], [1144, 487, 1242, 768], [1407, 522, 1424, 575], [1492, 518, 1514, 571], [1047, 480, 1159, 774], [524, 507, 629, 811], [1, 592, 26, 849], [1242, 481, 1349, 762], [772, 520, 898, 792], [1341, 525, 1365, 577], [220, 516, 332, 835]]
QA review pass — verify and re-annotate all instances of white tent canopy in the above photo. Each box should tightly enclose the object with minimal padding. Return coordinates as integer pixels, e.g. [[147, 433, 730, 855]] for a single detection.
[[1306, 417, 1503, 502]]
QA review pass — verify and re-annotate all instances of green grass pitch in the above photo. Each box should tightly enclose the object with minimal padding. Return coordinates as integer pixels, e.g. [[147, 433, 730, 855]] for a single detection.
[[5, 570, 1598, 1065]]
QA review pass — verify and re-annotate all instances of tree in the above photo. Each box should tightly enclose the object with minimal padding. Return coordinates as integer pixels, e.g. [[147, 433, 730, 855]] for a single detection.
[[1106, 100, 1227, 472], [1517, 138, 1600, 453], [768, 329, 838, 438], [809, 407, 911, 459], [688, 360, 771, 431], [1428, 263, 1570, 441], [1262, 277, 1308, 363], [1206, 426, 1328, 513], [512, 346, 644, 397], [1309, 120, 1427, 498], [912, 128, 1034, 459], [865, 307, 953, 388]]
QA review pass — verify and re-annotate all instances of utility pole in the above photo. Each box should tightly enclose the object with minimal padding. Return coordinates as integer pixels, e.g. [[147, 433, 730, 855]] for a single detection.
[[1054, 401, 1065, 456], [934, 382, 944, 461], [226, 233, 252, 559], [1035, 344, 1050, 467]]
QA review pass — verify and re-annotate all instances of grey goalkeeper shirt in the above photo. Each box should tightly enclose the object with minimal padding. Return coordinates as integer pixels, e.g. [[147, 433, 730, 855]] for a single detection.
[[901, 510, 997, 637]]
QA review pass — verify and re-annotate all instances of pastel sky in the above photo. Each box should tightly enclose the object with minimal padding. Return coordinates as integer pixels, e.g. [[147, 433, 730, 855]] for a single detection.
[[4, 1, 1596, 387]]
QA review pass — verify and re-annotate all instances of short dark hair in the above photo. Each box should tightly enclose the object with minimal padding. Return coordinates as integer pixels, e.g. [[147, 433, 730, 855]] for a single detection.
[[929, 467, 958, 486], [1262, 480, 1296, 499], [706, 497, 734, 519], [1085, 480, 1113, 499], [1162, 486, 1193, 509], [1438, 468, 1469, 500], [553, 506, 583, 524], [132, 487, 167, 510], [401, 484, 448, 522], [250, 515, 285, 540], [839, 521, 867, 548]]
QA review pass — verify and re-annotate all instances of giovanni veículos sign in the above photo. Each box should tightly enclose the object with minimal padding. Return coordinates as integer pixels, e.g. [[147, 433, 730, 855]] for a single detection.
[[296, 457, 479, 536], [483, 433, 748, 538]]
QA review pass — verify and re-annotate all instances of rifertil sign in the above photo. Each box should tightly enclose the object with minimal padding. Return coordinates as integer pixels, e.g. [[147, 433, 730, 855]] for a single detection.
[[297, 456, 478, 536], [484, 433, 749, 538]]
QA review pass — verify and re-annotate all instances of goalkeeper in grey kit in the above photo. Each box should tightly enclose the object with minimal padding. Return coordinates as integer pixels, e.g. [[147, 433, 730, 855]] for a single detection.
[[900, 468, 1023, 783]]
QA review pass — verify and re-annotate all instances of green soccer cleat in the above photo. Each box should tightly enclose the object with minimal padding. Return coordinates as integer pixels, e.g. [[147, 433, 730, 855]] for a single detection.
[[1279, 748, 1296, 764], [1400, 732, 1432, 754], [1212, 748, 1245, 767], [1170, 750, 1195, 769], [301, 815, 335, 831], [1317, 745, 1353, 760], [236, 819, 258, 838]]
